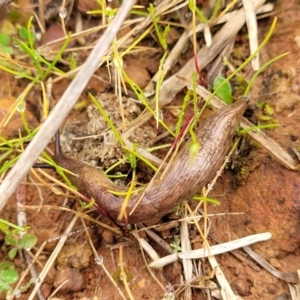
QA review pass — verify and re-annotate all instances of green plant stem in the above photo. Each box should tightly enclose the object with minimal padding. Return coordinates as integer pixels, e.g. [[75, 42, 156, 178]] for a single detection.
[[238, 123, 279, 135], [244, 52, 289, 97]]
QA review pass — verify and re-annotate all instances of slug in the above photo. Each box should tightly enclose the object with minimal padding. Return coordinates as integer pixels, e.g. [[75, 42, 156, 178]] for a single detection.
[[53, 99, 248, 224]]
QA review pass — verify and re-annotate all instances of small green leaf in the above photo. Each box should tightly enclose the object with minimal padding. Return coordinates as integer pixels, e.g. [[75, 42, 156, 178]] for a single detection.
[[4, 234, 16, 246], [0, 34, 10, 46], [258, 115, 271, 121], [18, 27, 36, 42], [18, 27, 28, 40], [213, 76, 233, 104], [264, 104, 274, 116], [0, 262, 19, 292], [0, 34, 13, 55], [0, 223, 10, 235], [192, 196, 221, 205], [8, 247, 18, 260], [0, 261, 15, 271], [18, 233, 37, 250], [1, 268, 19, 284], [0, 45, 13, 55]]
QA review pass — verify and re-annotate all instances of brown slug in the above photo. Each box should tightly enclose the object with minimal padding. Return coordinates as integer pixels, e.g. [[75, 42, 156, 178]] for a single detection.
[[53, 99, 248, 224]]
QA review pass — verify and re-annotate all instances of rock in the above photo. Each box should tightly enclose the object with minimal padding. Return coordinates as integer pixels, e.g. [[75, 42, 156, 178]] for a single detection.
[[53, 268, 86, 292], [41, 283, 52, 298], [101, 230, 115, 244], [231, 278, 251, 296], [266, 283, 279, 294], [57, 242, 92, 270], [77, 0, 100, 14]]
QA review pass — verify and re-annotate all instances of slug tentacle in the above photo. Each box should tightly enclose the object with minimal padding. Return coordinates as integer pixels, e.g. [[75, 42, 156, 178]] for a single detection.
[[53, 99, 248, 223]]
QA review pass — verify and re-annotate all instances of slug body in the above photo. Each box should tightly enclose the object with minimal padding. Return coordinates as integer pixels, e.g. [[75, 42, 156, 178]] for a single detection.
[[54, 99, 247, 223]]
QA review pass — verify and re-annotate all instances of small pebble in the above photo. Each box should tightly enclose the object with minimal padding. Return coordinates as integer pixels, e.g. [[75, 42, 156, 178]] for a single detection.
[[101, 229, 115, 244], [267, 283, 279, 294], [57, 242, 92, 269], [54, 268, 86, 292], [269, 257, 281, 269], [231, 278, 251, 296], [41, 283, 52, 298]]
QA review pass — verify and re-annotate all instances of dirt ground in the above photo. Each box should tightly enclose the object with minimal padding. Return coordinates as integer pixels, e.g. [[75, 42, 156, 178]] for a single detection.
[[0, 0, 300, 299]]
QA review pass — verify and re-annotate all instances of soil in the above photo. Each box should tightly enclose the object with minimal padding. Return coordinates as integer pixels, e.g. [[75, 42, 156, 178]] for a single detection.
[[0, 1, 300, 300]]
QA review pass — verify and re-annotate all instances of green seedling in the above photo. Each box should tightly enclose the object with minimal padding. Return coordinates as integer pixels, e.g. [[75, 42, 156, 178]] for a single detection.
[[154, 51, 168, 127], [192, 196, 220, 205], [0, 24, 37, 57], [120, 64, 173, 137], [148, 3, 170, 50], [0, 261, 19, 297], [0, 16, 66, 81], [0, 23, 36, 57], [0, 33, 13, 55], [0, 219, 36, 297], [238, 123, 279, 135], [68, 52, 78, 71], [253, 100, 278, 126], [175, 91, 191, 137], [0, 219, 29, 236], [80, 198, 96, 210], [170, 235, 181, 253], [213, 76, 233, 104], [90, 0, 118, 18], [4, 233, 37, 260], [188, 0, 207, 23], [18, 26, 36, 44], [89, 93, 127, 153], [112, 268, 133, 284], [210, 0, 222, 21], [0, 130, 37, 172]]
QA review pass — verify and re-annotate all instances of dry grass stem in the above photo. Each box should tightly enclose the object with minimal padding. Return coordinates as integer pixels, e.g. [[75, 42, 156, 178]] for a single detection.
[[132, 231, 160, 261], [288, 273, 300, 300], [133, 226, 167, 293], [28, 215, 78, 300], [149, 232, 272, 269], [242, 0, 260, 70], [243, 246, 299, 283], [207, 255, 238, 300], [209, 233, 261, 272], [180, 217, 193, 299], [81, 218, 128, 300], [137, 224, 174, 254]]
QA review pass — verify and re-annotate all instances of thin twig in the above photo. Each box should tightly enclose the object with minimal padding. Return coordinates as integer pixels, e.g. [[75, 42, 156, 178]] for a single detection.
[[81, 217, 128, 300], [27, 216, 78, 300], [149, 232, 272, 269], [242, 0, 260, 70], [180, 214, 193, 300]]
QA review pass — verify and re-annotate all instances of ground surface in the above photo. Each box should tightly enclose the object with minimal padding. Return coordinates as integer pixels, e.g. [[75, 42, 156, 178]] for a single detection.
[[0, 0, 300, 300]]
